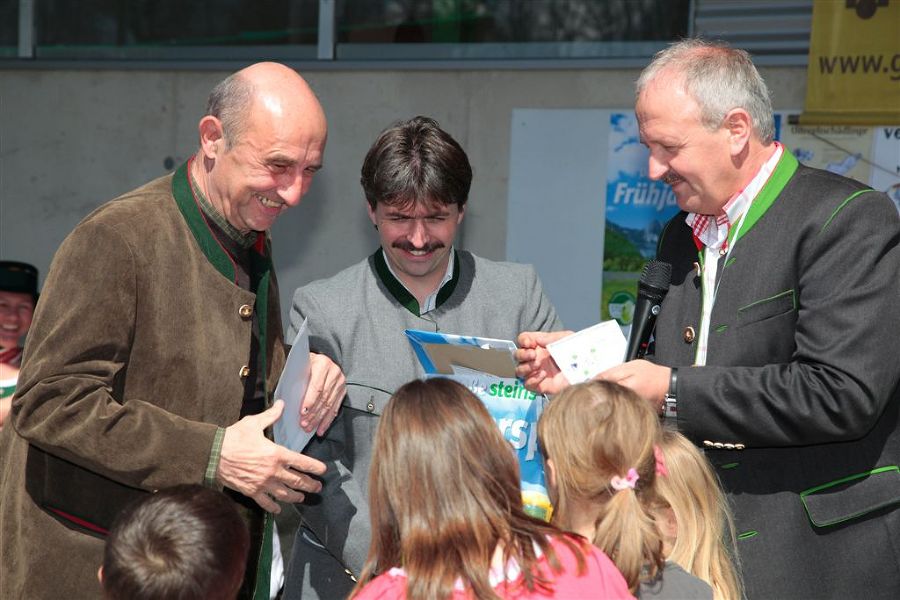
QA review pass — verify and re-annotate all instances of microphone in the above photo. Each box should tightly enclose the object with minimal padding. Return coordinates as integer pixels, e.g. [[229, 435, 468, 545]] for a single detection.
[[624, 260, 672, 362]]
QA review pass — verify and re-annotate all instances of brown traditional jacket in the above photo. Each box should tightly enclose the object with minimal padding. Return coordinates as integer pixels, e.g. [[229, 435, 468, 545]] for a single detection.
[[0, 162, 286, 599]]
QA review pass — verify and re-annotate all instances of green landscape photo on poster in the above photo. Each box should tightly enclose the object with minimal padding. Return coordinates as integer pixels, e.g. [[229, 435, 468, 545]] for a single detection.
[[603, 112, 680, 326]]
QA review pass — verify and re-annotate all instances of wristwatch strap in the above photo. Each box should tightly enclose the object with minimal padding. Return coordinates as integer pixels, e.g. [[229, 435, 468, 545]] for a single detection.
[[663, 367, 678, 419]]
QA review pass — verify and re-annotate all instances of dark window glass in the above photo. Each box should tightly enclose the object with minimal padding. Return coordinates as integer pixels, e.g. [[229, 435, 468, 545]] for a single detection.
[[337, 0, 690, 45], [0, 0, 17, 56], [35, 0, 319, 48]]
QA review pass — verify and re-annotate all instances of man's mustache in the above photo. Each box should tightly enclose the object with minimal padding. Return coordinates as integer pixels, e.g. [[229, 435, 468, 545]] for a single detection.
[[662, 171, 684, 186], [392, 241, 445, 253]]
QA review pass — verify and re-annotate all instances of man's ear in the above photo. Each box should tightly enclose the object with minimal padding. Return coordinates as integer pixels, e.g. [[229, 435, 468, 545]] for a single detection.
[[456, 205, 466, 225], [198, 115, 225, 160], [366, 201, 378, 227], [724, 108, 753, 156], [97, 565, 104, 585]]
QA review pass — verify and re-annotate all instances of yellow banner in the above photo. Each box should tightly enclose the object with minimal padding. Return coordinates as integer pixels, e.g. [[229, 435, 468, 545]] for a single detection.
[[802, 0, 900, 125]]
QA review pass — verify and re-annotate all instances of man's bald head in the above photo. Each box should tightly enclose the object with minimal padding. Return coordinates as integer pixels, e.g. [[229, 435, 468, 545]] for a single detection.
[[205, 62, 325, 149], [195, 62, 328, 233]]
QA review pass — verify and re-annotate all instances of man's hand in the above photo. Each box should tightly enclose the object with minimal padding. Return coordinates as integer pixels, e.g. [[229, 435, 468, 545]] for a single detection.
[[300, 353, 346, 436], [218, 400, 326, 513], [597, 360, 670, 412], [514, 330, 573, 395]]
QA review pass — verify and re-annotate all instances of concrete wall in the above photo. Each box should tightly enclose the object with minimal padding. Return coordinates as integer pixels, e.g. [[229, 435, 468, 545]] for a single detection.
[[0, 66, 808, 324]]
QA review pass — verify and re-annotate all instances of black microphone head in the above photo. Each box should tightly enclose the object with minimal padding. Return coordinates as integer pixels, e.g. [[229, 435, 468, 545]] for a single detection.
[[637, 260, 672, 301]]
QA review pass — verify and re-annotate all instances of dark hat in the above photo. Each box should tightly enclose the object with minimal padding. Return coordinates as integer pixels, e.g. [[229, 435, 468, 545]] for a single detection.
[[0, 261, 39, 302]]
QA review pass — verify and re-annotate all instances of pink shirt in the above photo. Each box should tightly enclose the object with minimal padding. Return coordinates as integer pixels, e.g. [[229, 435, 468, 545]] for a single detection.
[[353, 535, 634, 600]]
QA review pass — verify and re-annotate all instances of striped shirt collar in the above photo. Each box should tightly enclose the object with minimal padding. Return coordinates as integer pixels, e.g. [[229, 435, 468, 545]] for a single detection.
[[686, 142, 784, 251]]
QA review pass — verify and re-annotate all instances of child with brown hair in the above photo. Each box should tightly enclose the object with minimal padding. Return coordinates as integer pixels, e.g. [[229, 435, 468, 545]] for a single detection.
[[100, 484, 249, 600], [654, 429, 743, 600], [350, 377, 632, 600], [537, 380, 712, 599]]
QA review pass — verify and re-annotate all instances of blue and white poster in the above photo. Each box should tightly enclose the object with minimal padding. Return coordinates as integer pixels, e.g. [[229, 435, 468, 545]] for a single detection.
[[602, 112, 681, 326]]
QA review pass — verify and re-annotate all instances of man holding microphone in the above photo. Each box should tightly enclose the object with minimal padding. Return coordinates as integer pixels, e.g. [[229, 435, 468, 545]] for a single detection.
[[517, 39, 900, 599]]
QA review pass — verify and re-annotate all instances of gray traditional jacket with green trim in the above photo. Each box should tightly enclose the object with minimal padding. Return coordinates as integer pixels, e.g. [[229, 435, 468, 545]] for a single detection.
[[652, 151, 900, 599], [284, 249, 562, 594], [0, 163, 286, 599]]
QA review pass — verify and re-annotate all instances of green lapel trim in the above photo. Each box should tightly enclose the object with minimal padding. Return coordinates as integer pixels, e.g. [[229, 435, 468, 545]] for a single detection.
[[729, 149, 799, 248], [172, 159, 236, 282], [373, 249, 419, 315], [174, 160, 273, 393], [372, 249, 460, 317]]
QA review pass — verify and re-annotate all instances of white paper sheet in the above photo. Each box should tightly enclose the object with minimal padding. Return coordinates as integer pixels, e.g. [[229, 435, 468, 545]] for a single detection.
[[273, 317, 312, 452], [547, 320, 627, 384]]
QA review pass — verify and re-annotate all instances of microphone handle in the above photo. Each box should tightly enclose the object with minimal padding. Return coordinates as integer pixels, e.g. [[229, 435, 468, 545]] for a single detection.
[[624, 297, 663, 362]]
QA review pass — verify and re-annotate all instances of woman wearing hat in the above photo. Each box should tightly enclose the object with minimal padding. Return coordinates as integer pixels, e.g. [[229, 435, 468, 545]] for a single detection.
[[0, 261, 39, 427]]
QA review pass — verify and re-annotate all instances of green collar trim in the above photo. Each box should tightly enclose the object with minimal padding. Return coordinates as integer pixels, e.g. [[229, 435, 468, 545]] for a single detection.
[[172, 159, 236, 282], [173, 160, 274, 398], [189, 169, 257, 249], [372, 249, 460, 317], [729, 149, 799, 247]]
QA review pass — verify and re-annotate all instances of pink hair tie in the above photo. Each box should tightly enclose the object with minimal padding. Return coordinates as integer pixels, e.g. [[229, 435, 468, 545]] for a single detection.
[[654, 445, 669, 477], [610, 468, 639, 491]]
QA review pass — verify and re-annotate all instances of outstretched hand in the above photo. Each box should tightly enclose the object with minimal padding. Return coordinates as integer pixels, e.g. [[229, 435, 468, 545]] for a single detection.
[[514, 330, 573, 395], [218, 400, 326, 513]]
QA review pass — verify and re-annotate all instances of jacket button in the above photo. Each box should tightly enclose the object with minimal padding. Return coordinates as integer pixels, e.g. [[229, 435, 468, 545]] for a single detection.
[[703, 440, 713, 447], [735, 443, 746, 450], [713, 442, 724, 449], [366, 402, 375, 412], [239, 365, 250, 378], [239, 304, 253, 319], [724, 443, 735, 450], [683, 326, 696, 343]]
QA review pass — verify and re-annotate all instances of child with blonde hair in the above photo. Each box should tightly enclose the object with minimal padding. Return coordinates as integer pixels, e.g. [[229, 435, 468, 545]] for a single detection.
[[654, 429, 743, 600], [537, 380, 711, 599]]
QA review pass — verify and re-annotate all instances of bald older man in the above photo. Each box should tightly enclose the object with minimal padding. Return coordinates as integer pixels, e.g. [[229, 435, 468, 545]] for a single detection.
[[0, 63, 345, 600]]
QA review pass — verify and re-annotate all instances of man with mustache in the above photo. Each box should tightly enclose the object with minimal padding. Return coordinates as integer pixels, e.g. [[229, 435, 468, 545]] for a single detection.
[[517, 39, 900, 598], [281, 116, 562, 600], [1, 62, 345, 599]]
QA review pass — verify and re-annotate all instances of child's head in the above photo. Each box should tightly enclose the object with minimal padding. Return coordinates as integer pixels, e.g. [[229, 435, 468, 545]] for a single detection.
[[537, 380, 664, 592], [368, 377, 524, 547], [654, 429, 742, 600], [100, 485, 249, 600], [358, 377, 576, 599]]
